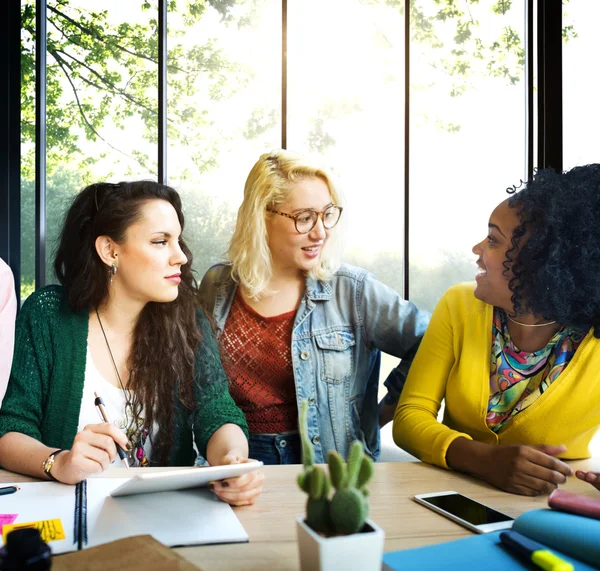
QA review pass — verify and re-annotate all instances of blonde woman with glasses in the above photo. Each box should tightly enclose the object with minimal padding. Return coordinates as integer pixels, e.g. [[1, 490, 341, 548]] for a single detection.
[[199, 150, 429, 465]]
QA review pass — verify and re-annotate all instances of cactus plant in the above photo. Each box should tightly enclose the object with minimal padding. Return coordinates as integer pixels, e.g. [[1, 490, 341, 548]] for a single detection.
[[297, 399, 375, 536]]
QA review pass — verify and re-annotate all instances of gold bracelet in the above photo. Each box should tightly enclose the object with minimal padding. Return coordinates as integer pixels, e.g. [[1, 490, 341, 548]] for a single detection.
[[41, 449, 65, 482]]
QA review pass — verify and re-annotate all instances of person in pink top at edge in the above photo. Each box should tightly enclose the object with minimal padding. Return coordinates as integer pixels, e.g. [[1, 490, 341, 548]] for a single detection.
[[0, 258, 17, 406]]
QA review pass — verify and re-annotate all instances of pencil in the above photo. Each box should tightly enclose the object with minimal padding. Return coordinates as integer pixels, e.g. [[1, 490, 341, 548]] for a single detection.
[[0, 485, 20, 496], [93, 391, 130, 469]]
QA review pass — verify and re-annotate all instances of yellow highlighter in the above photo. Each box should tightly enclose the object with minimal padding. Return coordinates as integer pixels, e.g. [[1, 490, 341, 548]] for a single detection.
[[500, 530, 574, 571]]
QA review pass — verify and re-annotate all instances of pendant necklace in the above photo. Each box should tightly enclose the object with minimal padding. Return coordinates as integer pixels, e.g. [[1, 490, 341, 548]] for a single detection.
[[95, 308, 137, 454]]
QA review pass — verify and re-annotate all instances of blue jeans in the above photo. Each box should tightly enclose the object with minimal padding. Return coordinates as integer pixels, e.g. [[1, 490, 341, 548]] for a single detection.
[[249, 433, 301, 465]]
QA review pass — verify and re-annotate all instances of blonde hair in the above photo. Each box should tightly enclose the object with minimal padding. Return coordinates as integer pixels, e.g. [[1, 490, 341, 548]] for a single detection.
[[227, 150, 343, 299]]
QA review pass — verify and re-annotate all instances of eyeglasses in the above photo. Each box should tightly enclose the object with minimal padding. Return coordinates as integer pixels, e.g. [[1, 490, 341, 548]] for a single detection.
[[267, 204, 343, 234]]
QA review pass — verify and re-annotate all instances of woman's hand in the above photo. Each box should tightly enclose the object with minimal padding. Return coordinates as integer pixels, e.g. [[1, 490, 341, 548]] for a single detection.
[[209, 451, 265, 507], [447, 439, 573, 496], [481, 444, 574, 496], [51, 423, 129, 484], [575, 470, 600, 492]]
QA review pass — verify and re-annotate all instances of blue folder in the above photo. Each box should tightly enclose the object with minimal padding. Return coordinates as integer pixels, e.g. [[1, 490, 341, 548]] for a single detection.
[[382, 509, 600, 570]]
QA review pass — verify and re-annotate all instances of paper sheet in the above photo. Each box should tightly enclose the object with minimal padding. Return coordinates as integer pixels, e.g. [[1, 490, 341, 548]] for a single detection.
[[0, 478, 248, 555]]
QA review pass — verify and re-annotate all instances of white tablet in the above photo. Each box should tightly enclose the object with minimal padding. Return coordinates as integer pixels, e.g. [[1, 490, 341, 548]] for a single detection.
[[109, 461, 263, 497]]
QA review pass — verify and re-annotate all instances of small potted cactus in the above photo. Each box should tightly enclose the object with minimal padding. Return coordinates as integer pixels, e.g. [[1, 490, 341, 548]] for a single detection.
[[295, 400, 385, 571]]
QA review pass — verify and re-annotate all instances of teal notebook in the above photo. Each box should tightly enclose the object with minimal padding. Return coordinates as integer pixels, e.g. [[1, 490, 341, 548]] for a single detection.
[[383, 509, 600, 570]]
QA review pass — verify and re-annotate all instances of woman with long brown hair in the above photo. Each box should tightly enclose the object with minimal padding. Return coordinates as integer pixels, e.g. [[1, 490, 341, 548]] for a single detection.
[[0, 181, 263, 506]]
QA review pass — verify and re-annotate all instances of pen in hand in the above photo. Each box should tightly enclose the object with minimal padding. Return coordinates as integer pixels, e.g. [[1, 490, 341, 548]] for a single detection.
[[0, 486, 20, 496], [94, 392, 130, 469]]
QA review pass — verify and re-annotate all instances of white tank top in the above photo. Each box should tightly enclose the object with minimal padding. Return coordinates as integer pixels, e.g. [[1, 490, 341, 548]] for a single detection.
[[78, 345, 153, 467]]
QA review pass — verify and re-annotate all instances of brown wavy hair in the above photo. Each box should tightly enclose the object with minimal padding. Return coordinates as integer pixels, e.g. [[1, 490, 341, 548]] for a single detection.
[[54, 181, 201, 465]]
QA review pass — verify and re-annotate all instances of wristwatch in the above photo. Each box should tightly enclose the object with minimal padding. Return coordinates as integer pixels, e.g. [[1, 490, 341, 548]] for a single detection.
[[42, 449, 65, 481]]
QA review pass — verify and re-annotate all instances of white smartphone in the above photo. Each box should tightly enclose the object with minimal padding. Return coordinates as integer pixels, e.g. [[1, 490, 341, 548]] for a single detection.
[[413, 490, 514, 533]]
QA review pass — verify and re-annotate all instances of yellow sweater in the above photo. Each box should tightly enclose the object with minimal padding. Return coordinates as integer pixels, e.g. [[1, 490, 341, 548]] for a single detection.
[[393, 282, 600, 469]]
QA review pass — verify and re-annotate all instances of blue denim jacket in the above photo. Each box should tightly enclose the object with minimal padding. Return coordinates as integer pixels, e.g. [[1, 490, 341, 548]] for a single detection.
[[199, 263, 429, 462]]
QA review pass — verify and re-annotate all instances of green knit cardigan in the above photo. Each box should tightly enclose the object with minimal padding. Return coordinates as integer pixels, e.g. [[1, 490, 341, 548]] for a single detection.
[[0, 286, 248, 466]]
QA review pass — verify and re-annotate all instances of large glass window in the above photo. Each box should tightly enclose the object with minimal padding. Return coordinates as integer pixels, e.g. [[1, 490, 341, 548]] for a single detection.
[[20, 0, 529, 306], [21, 0, 159, 292], [563, 1, 600, 457], [409, 0, 527, 312], [562, 1, 600, 170], [166, 0, 281, 279], [287, 0, 405, 296]]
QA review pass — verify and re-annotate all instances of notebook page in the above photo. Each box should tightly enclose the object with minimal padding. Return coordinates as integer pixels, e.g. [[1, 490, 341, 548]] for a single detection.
[[0, 481, 78, 555], [86, 477, 249, 547]]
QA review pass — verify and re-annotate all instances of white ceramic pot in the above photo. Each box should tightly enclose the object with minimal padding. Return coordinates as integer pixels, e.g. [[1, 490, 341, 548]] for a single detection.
[[296, 516, 385, 571]]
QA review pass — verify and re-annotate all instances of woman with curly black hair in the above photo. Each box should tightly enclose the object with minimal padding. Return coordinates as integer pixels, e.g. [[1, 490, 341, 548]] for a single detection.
[[393, 164, 600, 496]]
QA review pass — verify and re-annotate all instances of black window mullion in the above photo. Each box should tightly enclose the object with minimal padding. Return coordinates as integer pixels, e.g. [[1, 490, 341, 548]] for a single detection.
[[525, 0, 534, 179], [537, 0, 563, 172], [35, 0, 47, 289], [281, 0, 287, 150], [0, 0, 21, 305], [403, 0, 410, 301], [158, 0, 167, 184]]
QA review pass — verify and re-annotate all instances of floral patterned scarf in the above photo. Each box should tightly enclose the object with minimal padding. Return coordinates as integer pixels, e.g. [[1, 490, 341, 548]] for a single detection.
[[486, 308, 585, 432]]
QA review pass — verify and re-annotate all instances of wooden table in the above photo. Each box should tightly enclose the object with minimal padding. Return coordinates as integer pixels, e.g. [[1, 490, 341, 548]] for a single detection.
[[176, 457, 600, 571], [3, 458, 599, 571]]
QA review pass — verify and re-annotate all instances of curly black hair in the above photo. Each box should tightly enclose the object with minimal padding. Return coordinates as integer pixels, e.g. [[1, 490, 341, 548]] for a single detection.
[[504, 164, 600, 337]]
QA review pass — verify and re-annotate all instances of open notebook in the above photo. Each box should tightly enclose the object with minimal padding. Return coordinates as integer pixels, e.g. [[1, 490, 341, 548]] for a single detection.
[[0, 476, 249, 554]]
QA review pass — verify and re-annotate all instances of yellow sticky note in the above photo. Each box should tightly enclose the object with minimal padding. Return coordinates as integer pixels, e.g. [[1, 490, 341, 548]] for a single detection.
[[2, 518, 65, 543]]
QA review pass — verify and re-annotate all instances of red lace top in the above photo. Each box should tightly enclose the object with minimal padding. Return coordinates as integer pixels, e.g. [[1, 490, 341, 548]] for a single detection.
[[220, 291, 298, 434]]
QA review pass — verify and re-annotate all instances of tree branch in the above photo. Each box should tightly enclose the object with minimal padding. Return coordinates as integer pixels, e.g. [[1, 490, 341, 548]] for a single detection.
[[54, 48, 159, 117], [52, 54, 143, 165], [48, 5, 210, 76], [48, 4, 159, 65]]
